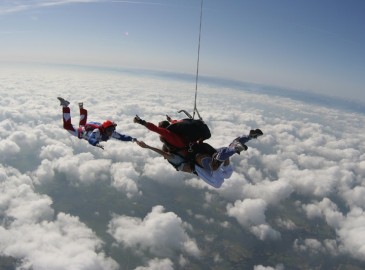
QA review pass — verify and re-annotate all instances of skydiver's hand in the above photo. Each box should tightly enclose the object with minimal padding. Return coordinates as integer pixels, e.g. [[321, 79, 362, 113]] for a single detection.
[[166, 115, 172, 122], [134, 115, 146, 126], [96, 143, 104, 150]]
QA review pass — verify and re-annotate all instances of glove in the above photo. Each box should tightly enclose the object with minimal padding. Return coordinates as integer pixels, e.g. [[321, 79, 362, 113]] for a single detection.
[[166, 114, 172, 122], [132, 138, 137, 142], [134, 115, 146, 126]]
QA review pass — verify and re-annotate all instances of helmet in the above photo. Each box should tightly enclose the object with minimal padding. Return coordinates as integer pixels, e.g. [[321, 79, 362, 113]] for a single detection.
[[102, 120, 117, 129]]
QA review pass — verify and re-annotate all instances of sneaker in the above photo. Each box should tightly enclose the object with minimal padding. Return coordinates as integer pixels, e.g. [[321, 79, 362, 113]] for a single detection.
[[78, 102, 83, 109], [235, 142, 248, 153], [249, 129, 263, 139], [57, 97, 70, 107], [230, 139, 248, 154]]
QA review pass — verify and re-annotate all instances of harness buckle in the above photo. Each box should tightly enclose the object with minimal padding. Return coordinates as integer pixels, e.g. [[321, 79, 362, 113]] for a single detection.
[[188, 142, 194, 153]]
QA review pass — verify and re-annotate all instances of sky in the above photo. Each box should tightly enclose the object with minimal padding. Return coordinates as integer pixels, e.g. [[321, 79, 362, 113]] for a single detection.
[[1, 65, 365, 269], [0, 0, 365, 103]]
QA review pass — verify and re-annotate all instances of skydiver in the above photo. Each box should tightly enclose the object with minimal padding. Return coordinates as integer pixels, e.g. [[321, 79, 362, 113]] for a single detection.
[[57, 97, 137, 149], [135, 129, 263, 188]]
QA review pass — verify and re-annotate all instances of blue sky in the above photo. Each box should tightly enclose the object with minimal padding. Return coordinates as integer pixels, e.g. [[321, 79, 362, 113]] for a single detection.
[[1, 0, 365, 102]]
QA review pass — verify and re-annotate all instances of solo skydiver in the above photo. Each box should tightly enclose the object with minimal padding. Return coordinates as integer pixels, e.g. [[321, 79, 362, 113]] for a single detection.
[[58, 97, 137, 149]]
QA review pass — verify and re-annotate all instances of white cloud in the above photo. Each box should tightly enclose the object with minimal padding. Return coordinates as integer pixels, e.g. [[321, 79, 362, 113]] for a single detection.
[[110, 162, 140, 197], [1, 65, 365, 266], [142, 156, 186, 186], [250, 224, 281, 241], [302, 198, 343, 228], [0, 0, 100, 15], [337, 207, 365, 261], [227, 198, 267, 227], [254, 264, 284, 270], [39, 143, 73, 160], [0, 164, 118, 270], [107, 205, 200, 257], [227, 198, 281, 240], [275, 218, 296, 230], [134, 258, 174, 270], [0, 139, 20, 160], [293, 238, 340, 257], [293, 238, 326, 254]]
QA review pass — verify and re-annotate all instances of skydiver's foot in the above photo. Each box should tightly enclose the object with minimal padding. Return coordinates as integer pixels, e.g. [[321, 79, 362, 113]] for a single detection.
[[78, 102, 83, 109], [57, 97, 70, 107], [231, 139, 248, 154], [249, 129, 263, 139], [235, 142, 248, 153]]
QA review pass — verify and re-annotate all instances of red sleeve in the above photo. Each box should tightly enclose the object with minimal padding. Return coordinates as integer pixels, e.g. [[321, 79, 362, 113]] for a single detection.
[[145, 122, 186, 148]]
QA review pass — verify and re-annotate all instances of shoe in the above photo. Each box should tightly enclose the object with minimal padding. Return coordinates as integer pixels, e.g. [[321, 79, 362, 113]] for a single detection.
[[235, 142, 248, 153], [249, 129, 263, 139], [78, 102, 83, 109], [57, 97, 70, 107], [230, 139, 248, 154]]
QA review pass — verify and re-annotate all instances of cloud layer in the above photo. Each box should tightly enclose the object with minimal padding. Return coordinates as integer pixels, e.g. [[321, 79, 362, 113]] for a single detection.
[[1, 64, 365, 269]]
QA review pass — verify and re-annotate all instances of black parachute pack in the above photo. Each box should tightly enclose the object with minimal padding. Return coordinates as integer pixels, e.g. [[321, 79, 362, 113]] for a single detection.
[[163, 118, 213, 173], [166, 118, 211, 145]]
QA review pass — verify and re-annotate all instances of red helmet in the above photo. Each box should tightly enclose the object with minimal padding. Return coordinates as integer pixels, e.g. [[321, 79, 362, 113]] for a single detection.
[[102, 120, 117, 129]]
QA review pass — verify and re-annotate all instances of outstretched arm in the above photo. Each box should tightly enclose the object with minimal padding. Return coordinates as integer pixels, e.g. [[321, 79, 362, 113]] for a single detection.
[[136, 141, 172, 159], [134, 115, 185, 148], [112, 131, 136, 142]]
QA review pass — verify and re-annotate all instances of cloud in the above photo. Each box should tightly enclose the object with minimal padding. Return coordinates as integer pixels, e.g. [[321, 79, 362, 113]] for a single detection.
[[0, 213, 119, 270], [0, 139, 20, 161], [254, 264, 284, 270], [107, 205, 200, 257], [0, 164, 118, 270], [337, 207, 365, 261], [227, 198, 281, 240], [0, 0, 100, 15], [110, 162, 140, 197], [134, 258, 174, 270], [293, 238, 339, 257], [275, 218, 296, 230], [47, 153, 111, 184], [142, 156, 186, 186], [302, 198, 344, 228], [1, 65, 365, 267]]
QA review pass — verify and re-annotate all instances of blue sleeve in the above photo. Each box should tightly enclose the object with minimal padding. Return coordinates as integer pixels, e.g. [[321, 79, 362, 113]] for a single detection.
[[111, 131, 135, 142]]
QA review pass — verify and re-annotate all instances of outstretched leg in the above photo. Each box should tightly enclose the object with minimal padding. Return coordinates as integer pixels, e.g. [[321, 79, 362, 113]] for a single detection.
[[62, 106, 75, 131], [58, 97, 78, 137], [214, 129, 263, 161], [78, 102, 87, 127]]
